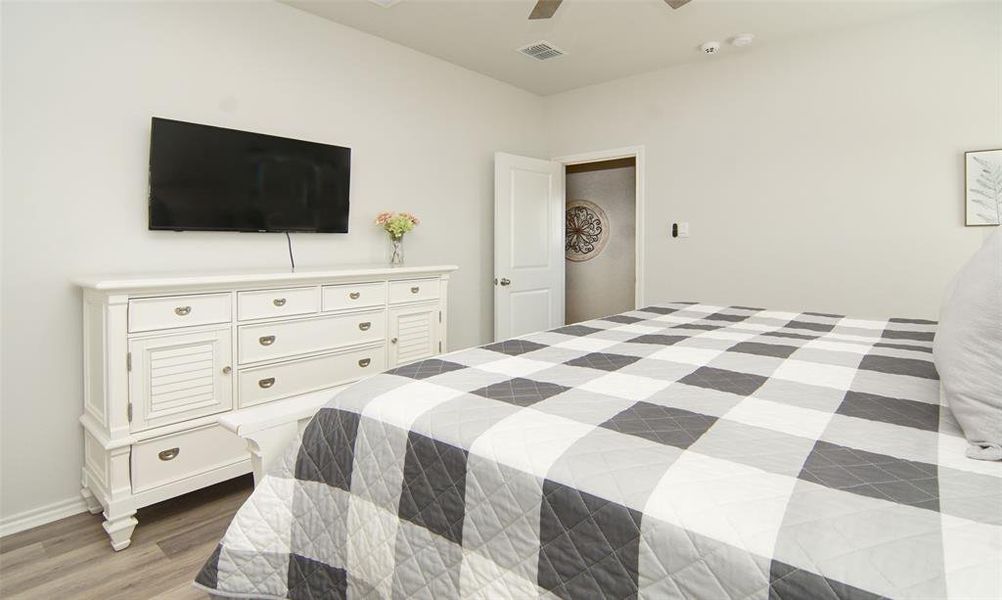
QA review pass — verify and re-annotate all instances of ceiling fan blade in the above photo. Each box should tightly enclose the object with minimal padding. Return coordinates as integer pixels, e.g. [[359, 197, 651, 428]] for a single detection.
[[529, 0, 563, 20], [664, 0, 693, 9]]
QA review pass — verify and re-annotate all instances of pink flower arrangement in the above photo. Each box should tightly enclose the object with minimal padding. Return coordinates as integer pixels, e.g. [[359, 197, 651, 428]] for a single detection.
[[375, 211, 420, 239]]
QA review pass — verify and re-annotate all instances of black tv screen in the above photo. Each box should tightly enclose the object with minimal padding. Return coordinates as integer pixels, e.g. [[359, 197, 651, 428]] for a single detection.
[[149, 118, 351, 232]]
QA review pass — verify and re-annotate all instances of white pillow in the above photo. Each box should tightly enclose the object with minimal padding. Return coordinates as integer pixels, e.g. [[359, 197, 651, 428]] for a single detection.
[[934, 229, 1002, 460]]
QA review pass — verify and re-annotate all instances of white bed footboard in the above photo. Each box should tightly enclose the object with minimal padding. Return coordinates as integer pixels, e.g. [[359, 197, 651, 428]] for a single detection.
[[219, 388, 342, 484]]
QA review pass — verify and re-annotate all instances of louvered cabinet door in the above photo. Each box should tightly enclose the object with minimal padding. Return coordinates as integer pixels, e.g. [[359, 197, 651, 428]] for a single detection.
[[128, 329, 233, 431], [388, 304, 440, 367]]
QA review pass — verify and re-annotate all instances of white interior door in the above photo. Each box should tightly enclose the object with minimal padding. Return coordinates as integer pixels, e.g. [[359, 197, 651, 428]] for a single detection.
[[494, 152, 564, 340]]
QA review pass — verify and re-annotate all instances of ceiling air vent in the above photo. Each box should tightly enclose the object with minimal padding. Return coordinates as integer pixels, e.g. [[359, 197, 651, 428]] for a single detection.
[[518, 41, 565, 61]]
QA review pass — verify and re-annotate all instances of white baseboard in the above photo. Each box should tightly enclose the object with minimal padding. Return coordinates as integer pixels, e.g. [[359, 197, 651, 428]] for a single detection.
[[0, 496, 89, 538]]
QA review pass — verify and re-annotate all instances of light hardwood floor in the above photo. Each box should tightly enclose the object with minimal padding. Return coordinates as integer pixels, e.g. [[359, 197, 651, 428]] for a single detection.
[[0, 475, 253, 599]]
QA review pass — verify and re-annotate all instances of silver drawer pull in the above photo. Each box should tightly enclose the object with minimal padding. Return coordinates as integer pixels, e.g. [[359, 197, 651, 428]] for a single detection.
[[273, 298, 287, 307], [391, 337, 398, 344], [410, 286, 420, 294], [174, 306, 192, 316], [158, 448, 180, 461], [222, 366, 232, 375], [259, 335, 276, 346], [358, 358, 371, 368], [358, 322, 371, 331], [258, 377, 275, 389], [349, 292, 361, 300]]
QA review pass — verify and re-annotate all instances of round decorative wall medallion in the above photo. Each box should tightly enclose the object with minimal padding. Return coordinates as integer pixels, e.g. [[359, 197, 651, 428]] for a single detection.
[[565, 199, 610, 262]]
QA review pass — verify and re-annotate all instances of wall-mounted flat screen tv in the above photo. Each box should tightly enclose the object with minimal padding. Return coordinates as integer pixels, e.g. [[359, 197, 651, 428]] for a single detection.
[[149, 117, 351, 232]]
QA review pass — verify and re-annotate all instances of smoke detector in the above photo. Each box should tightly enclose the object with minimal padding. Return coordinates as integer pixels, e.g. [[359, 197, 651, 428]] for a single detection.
[[731, 33, 755, 47], [700, 41, 720, 55], [518, 41, 566, 61]]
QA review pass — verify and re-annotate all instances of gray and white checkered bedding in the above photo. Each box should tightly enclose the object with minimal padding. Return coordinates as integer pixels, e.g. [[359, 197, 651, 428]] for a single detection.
[[195, 303, 1002, 599]]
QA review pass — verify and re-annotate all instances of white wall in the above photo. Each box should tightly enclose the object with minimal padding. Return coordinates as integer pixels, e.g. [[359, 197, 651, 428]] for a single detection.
[[0, 1, 544, 522], [545, 3, 1002, 318]]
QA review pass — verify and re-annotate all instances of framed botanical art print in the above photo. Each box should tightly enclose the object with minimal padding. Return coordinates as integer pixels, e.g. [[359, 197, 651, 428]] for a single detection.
[[966, 149, 1002, 226]]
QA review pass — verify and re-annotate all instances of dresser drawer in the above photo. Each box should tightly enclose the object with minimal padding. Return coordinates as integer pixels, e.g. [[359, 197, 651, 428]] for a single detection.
[[388, 279, 439, 305], [129, 293, 232, 333], [131, 425, 246, 493], [238, 345, 386, 408], [237, 287, 318, 321], [238, 310, 386, 364], [322, 282, 386, 312]]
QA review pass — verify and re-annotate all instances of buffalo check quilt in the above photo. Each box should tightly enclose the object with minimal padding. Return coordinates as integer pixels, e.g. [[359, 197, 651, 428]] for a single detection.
[[195, 303, 1002, 599]]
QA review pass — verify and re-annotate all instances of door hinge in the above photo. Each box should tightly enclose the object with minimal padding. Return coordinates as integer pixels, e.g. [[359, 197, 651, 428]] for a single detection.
[[126, 352, 132, 372], [127, 402, 133, 422], [439, 311, 442, 323], [438, 341, 442, 353]]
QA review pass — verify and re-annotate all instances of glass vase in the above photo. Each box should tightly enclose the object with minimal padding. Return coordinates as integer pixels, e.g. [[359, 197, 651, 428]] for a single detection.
[[389, 236, 404, 266]]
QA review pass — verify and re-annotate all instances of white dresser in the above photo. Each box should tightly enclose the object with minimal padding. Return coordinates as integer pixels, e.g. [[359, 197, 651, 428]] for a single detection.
[[75, 264, 457, 550]]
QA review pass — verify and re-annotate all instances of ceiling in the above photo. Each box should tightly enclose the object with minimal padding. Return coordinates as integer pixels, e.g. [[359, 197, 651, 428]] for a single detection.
[[282, 0, 950, 96]]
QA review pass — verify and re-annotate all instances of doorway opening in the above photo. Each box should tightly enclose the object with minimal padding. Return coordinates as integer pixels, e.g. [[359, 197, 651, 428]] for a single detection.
[[560, 150, 643, 325], [492, 147, 644, 340]]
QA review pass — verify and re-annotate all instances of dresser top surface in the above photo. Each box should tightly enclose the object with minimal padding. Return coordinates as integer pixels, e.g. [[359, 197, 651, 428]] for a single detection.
[[74, 264, 459, 292]]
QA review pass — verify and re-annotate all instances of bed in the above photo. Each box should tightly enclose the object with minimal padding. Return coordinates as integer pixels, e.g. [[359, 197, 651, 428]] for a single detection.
[[195, 302, 1002, 599]]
